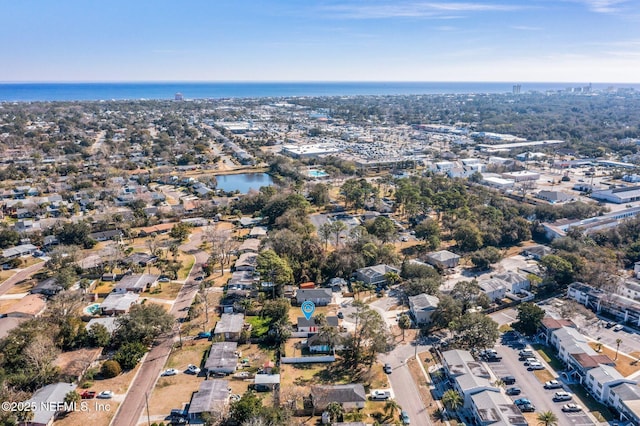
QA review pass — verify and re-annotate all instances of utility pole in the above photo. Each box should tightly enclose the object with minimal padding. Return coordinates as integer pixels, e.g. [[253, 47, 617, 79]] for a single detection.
[[145, 391, 151, 426]]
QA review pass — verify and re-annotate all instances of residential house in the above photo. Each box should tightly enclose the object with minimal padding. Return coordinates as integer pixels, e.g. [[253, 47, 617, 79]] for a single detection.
[[113, 274, 158, 294], [305, 332, 348, 354], [121, 253, 157, 267], [538, 317, 576, 345], [295, 288, 333, 306], [408, 294, 439, 324], [478, 279, 507, 301], [354, 264, 400, 286], [85, 317, 118, 335], [521, 244, 552, 260], [492, 271, 530, 293], [310, 384, 367, 411], [100, 292, 139, 315], [470, 390, 528, 426], [234, 253, 258, 272], [297, 316, 339, 333], [238, 238, 261, 253], [227, 270, 258, 296], [584, 365, 637, 404], [254, 374, 280, 391], [441, 349, 498, 408], [31, 277, 64, 297], [567, 282, 640, 327], [248, 226, 268, 238], [213, 313, 245, 341], [2, 243, 37, 258], [6, 294, 46, 318], [88, 229, 123, 242], [425, 250, 461, 269], [204, 342, 238, 376], [187, 380, 230, 423], [23, 382, 77, 426]]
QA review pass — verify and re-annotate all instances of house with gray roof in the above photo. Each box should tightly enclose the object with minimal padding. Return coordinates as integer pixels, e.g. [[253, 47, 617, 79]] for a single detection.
[[425, 250, 460, 269], [31, 277, 64, 297], [609, 382, 640, 424], [204, 342, 238, 376], [24, 382, 77, 426], [311, 384, 367, 411], [213, 313, 245, 341], [492, 271, 530, 293], [355, 264, 400, 286], [478, 278, 507, 301], [187, 379, 230, 422], [470, 390, 527, 426], [585, 364, 636, 404], [100, 292, 139, 315], [441, 349, 497, 408], [408, 294, 439, 324], [2, 243, 37, 259], [113, 274, 158, 294], [233, 252, 258, 272], [254, 374, 280, 391], [295, 288, 333, 306]]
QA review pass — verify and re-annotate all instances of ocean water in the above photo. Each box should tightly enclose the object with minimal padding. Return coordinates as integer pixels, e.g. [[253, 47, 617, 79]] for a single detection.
[[0, 81, 635, 102]]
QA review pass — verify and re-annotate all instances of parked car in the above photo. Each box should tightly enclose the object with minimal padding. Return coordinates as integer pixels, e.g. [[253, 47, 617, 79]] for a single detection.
[[371, 390, 391, 401], [162, 368, 179, 376], [383, 363, 392, 374], [400, 410, 411, 424], [562, 403, 583, 412], [528, 362, 545, 370], [158, 276, 171, 282], [520, 403, 536, 413], [605, 321, 615, 329], [506, 387, 521, 395], [502, 376, 516, 385], [194, 276, 204, 281], [97, 391, 113, 399], [80, 391, 96, 399], [196, 331, 212, 339], [523, 357, 538, 366], [553, 391, 573, 402], [514, 398, 531, 406], [337, 311, 344, 319], [186, 364, 201, 374], [544, 380, 563, 389], [613, 324, 624, 332], [519, 349, 534, 357]]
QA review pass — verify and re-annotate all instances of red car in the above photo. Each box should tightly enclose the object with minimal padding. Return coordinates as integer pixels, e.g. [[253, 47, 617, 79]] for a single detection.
[[81, 390, 96, 399]]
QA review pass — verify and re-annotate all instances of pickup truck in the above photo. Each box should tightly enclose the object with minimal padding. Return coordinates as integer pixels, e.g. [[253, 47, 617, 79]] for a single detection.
[[80, 391, 96, 399], [371, 390, 392, 400]]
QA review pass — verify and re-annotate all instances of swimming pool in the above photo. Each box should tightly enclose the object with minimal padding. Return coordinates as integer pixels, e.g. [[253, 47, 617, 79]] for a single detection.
[[85, 303, 101, 315], [308, 169, 328, 178]]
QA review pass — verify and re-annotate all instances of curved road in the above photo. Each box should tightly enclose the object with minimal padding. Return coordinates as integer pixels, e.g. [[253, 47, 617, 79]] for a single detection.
[[110, 232, 209, 426], [0, 261, 45, 297]]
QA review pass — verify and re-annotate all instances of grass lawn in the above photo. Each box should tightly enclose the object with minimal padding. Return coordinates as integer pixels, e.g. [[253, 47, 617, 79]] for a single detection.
[[0, 270, 14, 284], [92, 281, 115, 295], [177, 253, 195, 280], [567, 383, 615, 422], [532, 369, 554, 383], [6, 279, 33, 294], [246, 315, 271, 338], [145, 282, 182, 299], [498, 324, 513, 333], [532, 344, 565, 371]]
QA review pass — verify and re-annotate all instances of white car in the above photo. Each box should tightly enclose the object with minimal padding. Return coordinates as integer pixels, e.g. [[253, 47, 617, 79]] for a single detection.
[[528, 362, 544, 370], [371, 390, 391, 400], [562, 403, 583, 412], [97, 391, 113, 399], [186, 364, 201, 374], [162, 368, 179, 376], [613, 324, 624, 331], [544, 380, 563, 389], [553, 391, 573, 402]]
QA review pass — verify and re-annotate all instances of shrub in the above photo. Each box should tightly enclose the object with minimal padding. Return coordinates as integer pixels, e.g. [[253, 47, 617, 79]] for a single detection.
[[101, 360, 122, 378]]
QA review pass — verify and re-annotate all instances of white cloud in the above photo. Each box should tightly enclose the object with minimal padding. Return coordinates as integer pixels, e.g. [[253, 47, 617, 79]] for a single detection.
[[319, 2, 527, 19], [510, 25, 543, 31], [569, 0, 628, 13]]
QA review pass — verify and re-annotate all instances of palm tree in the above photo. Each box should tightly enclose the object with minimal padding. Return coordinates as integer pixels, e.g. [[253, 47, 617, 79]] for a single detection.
[[536, 410, 558, 426], [398, 314, 411, 341], [384, 400, 401, 419], [442, 389, 463, 412], [331, 220, 347, 247], [615, 338, 623, 360], [326, 401, 344, 423], [493, 378, 505, 388]]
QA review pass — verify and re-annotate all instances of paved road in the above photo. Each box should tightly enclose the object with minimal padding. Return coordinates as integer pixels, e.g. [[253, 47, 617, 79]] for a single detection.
[[0, 261, 45, 296], [110, 232, 209, 426], [380, 342, 433, 426]]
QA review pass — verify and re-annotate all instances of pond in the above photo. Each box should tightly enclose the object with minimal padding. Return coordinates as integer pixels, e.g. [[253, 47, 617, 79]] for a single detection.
[[215, 173, 274, 194]]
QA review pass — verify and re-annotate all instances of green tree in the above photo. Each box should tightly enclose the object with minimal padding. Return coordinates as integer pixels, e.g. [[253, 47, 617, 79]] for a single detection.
[[431, 295, 462, 329], [331, 220, 348, 247], [384, 400, 401, 419], [540, 254, 574, 285], [470, 246, 503, 270], [344, 301, 391, 368], [398, 314, 411, 341], [449, 313, 499, 350], [113, 341, 147, 370], [514, 302, 545, 336], [114, 303, 174, 346], [536, 410, 558, 426], [451, 280, 481, 313], [453, 221, 483, 252], [257, 249, 294, 298], [101, 360, 122, 378], [229, 391, 264, 424], [367, 216, 397, 243], [326, 401, 344, 423], [169, 222, 192, 241], [442, 389, 463, 411], [63, 390, 81, 408], [318, 222, 333, 249], [87, 323, 111, 347]]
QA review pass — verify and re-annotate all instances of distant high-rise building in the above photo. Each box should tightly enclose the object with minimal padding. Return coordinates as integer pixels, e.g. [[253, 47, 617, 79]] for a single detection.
[[512, 84, 521, 94], [174, 92, 184, 101]]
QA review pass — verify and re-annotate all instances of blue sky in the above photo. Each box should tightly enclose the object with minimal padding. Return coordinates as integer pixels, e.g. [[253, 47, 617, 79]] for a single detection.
[[2, 0, 640, 82]]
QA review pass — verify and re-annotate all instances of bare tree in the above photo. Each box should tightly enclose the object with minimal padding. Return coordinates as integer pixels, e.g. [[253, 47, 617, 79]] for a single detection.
[[205, 226, 239, 275]]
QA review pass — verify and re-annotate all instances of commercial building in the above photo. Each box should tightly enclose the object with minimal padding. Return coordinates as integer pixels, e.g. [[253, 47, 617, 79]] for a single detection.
[[542, 206, 640, 239], [592, 186, 640, 204]]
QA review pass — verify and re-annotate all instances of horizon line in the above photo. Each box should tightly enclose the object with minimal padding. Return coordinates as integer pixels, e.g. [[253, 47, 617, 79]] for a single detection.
[[0, 80, 637, 85]]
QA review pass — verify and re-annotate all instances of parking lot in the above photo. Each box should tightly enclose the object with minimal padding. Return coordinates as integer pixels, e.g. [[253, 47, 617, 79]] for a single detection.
[[487, 335, 596, 426]]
